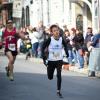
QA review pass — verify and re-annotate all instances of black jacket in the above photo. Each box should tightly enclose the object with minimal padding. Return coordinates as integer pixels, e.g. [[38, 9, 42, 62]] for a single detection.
[[73, 34, 84, 50]]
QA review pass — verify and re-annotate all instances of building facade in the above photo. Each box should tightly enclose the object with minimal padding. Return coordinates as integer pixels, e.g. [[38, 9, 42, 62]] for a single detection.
[[92, 0, 100, 33], [0, 0, 13, 25], [28, 0, 92, 35], [0, 0, 100, 34]]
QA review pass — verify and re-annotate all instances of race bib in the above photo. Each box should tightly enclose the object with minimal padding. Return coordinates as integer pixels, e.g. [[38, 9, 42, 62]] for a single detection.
[[8, 44, 16, 51], [50, 51, 60, 60]]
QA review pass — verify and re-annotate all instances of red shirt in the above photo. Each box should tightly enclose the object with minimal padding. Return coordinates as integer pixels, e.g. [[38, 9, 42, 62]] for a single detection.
[[3, 27, 17, 51]]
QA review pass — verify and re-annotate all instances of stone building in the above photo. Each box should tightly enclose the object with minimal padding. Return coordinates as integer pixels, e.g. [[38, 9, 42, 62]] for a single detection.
[[0, 0, 100, 34]]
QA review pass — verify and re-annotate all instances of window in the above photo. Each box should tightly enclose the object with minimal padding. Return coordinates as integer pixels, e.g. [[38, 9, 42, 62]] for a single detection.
[[21, 7, 25, 28], [26, 6, 30, 26]]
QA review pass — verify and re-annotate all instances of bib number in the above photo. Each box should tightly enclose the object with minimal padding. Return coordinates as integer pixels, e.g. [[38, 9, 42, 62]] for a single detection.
[[8, 44, 16, 51], [50, 51, 60, 60]]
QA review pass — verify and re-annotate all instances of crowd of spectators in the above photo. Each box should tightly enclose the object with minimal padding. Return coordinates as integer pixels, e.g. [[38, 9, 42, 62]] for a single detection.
[[1, 21, 99, 77]]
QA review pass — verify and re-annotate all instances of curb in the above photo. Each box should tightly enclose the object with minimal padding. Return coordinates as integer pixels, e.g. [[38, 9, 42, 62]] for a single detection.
[[69, 66, 88, 75], [16, 54, 91, 75], [62, 64, 88, 75], [29, 57, 88, 75], [28, 57, 89, 75]]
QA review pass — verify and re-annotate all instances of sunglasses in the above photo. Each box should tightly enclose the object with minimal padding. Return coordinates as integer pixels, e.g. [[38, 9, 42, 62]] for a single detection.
[[52, 29, 59, 32], [7, 22, 13, 24]]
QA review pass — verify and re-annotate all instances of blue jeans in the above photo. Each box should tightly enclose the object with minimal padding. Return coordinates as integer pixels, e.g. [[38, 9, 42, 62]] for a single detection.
[[77, 50, 84, 68], [32, 42, 39, 57], [68, 50, 77, 64], [89, 48, 100, 71], [38, 41, 44, 58]]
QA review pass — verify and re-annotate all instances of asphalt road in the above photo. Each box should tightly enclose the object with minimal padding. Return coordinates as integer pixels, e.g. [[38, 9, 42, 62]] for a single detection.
[[0, 56, 100, 100]]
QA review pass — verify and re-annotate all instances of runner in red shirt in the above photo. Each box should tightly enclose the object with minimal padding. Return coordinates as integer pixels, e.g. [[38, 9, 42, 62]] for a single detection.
[[2, 19, 24, 81]]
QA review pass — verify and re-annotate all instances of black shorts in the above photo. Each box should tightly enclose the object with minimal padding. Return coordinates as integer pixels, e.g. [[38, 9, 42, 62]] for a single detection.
[[48, 60, 63, 68], [5, 49, 18, 56]]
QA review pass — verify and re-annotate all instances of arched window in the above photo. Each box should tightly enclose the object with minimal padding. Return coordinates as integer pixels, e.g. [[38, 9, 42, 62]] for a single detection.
[[26, 6, 30, 26], [76, 14, 83, 33]]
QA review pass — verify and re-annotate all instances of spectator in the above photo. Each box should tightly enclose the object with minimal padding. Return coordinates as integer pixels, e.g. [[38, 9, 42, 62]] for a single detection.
[[24, 35, 32, 60], [84, 27, 93, 66], [64, 30, 74, 66], [68, 28, 77, 65], [88, 32, 100, 77], [37, 21, 45, 58], [74, 29, 84, 69], [29, 27, 39, 57]]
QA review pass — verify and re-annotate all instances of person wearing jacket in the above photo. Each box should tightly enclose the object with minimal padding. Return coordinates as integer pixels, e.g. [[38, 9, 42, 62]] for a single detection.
[[73, 29, 84, 69], [88, 32, 100, 77], [84, 27, 93, 66], [42, 24, 69, 98]]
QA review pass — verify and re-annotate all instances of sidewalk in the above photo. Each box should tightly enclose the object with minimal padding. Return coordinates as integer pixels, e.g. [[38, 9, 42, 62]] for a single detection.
[[68, 66, 88, 75], [28, 56, 89, 75], [63, 64, 100, 77], [16, 54, 100, 77], [17, 54, 88, 75], [3, 53, 89, 75]]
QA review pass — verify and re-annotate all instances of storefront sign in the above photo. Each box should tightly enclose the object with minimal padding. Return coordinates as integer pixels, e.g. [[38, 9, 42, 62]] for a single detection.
[[13, 0, 22, 18]]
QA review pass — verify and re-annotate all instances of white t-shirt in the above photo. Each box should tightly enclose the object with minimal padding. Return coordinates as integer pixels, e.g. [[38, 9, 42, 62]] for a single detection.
[[29, 31, 39, 44], [48, 36, 63, 61]]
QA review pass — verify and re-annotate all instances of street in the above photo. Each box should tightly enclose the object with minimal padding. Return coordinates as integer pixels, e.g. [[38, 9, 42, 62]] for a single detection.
[[0, 55, 100, 100]]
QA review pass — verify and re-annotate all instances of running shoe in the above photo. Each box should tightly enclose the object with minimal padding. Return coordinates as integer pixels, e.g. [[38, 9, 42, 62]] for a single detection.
[[9, 74, 14, 81], [57, 91, 63, 98]]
